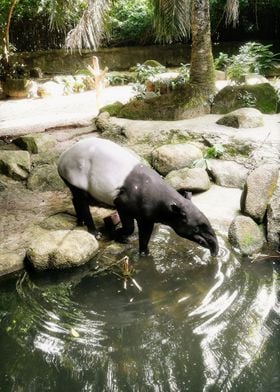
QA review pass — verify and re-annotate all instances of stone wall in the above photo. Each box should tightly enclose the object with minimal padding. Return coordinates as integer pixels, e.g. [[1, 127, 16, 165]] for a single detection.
[[14, 42, 245, 74]]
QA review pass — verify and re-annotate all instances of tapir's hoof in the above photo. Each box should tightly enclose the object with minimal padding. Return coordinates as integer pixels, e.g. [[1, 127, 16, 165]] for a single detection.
[[89, 230, 102, 240], [114, 228, 131, 244], [139, 249, 149, 257]]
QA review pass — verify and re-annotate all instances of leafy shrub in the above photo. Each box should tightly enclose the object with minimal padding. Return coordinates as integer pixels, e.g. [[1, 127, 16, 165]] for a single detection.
[[193, 144, 224, 169], [215, 42, 279, 83], [105, 0, 153, 45], [134, 63, 166, 83], [214, 52, 231, 71]]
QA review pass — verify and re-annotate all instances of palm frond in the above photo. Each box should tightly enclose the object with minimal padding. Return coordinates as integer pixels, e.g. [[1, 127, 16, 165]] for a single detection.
[[65, 0, 111, 51], [48, 0, 77, 32], [225, 0, 239, 27], [153, 0, 191, 44]]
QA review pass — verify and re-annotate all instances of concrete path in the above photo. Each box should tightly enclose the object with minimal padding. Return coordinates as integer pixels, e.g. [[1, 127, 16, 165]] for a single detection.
[[0, 86, 136, 136]]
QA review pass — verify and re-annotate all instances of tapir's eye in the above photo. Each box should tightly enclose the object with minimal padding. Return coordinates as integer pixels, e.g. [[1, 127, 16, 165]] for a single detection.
[[193, 227, 200, 233]]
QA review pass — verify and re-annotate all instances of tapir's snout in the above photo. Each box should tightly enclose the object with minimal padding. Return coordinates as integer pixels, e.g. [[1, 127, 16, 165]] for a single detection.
[[190, 230, 219, 256], [209, 238, 219, 256]]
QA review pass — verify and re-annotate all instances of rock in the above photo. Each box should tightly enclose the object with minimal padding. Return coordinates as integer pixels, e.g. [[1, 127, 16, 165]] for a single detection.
[[0, 150, 31, 180], [0, 251, 25, 276], [145, 72, 179, 94], [267, 173, 280, 250], [95, 112, 124, 140], [207, 160, 248, 189], [26, 230, 99, 270], [0, 180, 6, 192], [27, 80, 39, 98], [118, 85, 211, 121], [143, 60, 164, 68], [14, 133, 56, 154], [165, 167, 210, 192], [265, 63, 280, 77], [37, 81, 65, 98], [215, 70, 226, 80], [241, 164, 279, 222], [216, 108, 264, 128], [245, 73, 269, 85], [29, 67, 43, 78], [27, 164, 65, 192], [152, 143, 203, 175], [228, 215, 265, 255], [40, 213, 77, 231], [212, 83, 277, 114], [99, 101, 124, 116]]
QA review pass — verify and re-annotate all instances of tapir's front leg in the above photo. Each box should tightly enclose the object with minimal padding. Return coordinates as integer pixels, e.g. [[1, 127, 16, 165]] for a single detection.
[[137, 219, 154, 255]]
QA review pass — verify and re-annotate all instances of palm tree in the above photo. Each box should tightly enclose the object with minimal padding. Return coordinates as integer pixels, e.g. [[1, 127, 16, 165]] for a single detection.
[[65, 0, 239, 100]]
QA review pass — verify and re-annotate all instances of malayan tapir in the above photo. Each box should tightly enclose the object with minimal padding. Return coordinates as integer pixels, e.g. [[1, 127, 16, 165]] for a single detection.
[[58, 137, 219, 256]]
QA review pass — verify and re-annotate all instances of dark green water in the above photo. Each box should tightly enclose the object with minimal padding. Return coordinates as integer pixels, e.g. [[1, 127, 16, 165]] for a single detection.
[[1, 227, 280, 392]]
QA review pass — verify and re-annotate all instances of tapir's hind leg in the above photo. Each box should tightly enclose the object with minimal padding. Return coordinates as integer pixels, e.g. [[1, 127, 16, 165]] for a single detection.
[[115, 209, 135, 243], [66, 182, 99, 237]]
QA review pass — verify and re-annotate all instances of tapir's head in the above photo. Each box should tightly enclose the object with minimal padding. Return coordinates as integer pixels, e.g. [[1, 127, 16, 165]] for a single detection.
[[168, 197, 219, 256]]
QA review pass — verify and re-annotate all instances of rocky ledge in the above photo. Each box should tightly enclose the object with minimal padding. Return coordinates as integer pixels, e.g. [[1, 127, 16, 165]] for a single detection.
[[0, 107, 279, 276]]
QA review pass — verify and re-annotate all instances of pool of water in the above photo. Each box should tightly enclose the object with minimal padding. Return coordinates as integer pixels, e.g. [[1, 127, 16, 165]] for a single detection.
[[1, 227, 280, 392]]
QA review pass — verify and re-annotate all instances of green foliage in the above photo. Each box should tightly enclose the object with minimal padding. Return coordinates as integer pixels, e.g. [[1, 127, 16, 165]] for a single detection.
[[237, 91, 256, 107], [134, 63, 166, 83], [106, 71, 137, 86], [215, 42, 279, 83], [106, 0, 153, 45], [193, 144, 224, 169], [214, 52, 230, 71]]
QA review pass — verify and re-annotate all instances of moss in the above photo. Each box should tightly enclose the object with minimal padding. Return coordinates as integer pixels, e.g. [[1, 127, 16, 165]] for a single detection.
[[117, 84, 209, 121], [99, 101, 124, 116], [212, 83, 277, 114], [143, 60, 164, 68], [240, 233, 254, 248], [224, 142, 252, 157]]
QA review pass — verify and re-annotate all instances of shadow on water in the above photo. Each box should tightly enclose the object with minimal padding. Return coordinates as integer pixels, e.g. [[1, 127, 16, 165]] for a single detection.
[[0, 226, 280, 392]]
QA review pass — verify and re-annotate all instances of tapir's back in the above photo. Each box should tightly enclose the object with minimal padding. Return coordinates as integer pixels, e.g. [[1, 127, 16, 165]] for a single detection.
[[58, 137, 140, 206]]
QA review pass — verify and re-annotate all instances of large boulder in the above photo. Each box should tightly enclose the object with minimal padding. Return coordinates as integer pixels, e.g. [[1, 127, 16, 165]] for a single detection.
[[241, 164, 279, 222], [145, 72, 180, 95], [117, 85, 211, 121], [26, 229, 99, 270], [14, 133, 56, 154], [152, 143, 203, 176], [216, 108, 264, 128], [267, 173, 280, 250], [37, 81, 65, 98], [27, 164, 65, 191], [245, 73, 269, 85], [228, 215, 265, 255], [207, 160, 248, 189], [0, 150, 31, 180], [165, 167, 210, 192], [212, 83, 277, 114]]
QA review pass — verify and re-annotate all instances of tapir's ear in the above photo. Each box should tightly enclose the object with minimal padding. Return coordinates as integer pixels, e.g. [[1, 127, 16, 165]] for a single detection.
[[177, 189, 192, 200]]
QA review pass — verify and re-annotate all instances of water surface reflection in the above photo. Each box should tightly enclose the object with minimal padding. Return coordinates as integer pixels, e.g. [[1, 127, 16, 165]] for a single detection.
[[0, 227, 279, 391]]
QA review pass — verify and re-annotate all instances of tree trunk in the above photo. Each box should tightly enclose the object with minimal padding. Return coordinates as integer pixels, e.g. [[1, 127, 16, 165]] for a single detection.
[[1, 0, 18, 72], [189, 0, 215, 96]]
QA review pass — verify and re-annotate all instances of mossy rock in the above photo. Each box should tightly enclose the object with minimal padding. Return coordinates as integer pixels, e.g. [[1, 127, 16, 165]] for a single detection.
[[117, 85, 210, 121], [143, 60, 164, 68], [228, 216, 265, 255], [212, 83, 277, 114], [99, 101, 124, 116], [14, 133, 56, 154]]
